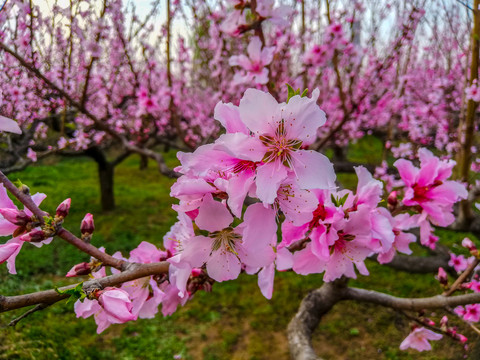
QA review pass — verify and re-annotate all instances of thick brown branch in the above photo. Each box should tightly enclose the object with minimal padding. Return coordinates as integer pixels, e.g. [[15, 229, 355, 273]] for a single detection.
[[342, 287, 480, 310], [288, 284, 480, 359], [0, 262, 169, 313]]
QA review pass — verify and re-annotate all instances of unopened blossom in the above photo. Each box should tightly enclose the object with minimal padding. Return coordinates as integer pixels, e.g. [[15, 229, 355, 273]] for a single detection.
[[399, 327, 442, 351], [97, 287, 136, 323], [462, 237, 477, 252], [56, 198, 71, 218], [81, 213, 95, 235], [66, 262, 92, 277], [229, 36, 275, 85], [0, 115, 21, 134], [436, 267, 448, 286]]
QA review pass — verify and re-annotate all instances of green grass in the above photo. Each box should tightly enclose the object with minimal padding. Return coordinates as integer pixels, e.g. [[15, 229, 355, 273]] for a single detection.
[[0, 142, 478, 359]]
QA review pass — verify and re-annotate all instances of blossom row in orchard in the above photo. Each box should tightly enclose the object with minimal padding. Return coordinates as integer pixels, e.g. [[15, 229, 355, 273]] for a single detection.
[[0, 89, 470, 350]]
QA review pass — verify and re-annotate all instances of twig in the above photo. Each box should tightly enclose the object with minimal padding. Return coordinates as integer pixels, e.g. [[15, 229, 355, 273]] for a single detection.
[[7, 303, 50, 327], [444, 258, 480, 296]]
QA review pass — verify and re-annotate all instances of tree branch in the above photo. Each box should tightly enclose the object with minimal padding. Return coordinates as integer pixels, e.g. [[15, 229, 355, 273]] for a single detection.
[[0, 262, 169, 313]]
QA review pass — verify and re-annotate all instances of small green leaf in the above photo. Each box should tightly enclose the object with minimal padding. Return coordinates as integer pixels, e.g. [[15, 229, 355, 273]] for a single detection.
[[339, 193, 349, 206], [13, 179, 24, 188], [331, 194, 339, 207], [349, 328, 360, 336], [301, 88, 309, 97], [55, 282, 86, 304], [286, 83, 296, 103]]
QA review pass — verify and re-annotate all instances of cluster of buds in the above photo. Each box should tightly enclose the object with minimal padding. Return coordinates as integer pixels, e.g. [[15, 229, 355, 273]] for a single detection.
[[439, 316, 468, 344]]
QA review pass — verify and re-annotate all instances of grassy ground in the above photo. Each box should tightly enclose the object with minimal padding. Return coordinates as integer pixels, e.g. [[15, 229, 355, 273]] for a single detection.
[[0, 141, 478, 359]]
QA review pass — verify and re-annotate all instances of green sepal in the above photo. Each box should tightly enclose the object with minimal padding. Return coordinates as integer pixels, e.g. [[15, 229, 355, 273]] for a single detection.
[[286, 83, 296, 103], [331, 193, 349, 207], [43, 216, 55, 228], [13, 179, 24, 188], [55, 282, 87, 305], [286, 84, 309, 103]]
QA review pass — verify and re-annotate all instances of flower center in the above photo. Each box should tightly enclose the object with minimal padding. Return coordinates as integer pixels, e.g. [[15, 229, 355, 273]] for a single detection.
[[260, 121, 302, 166], [210, 227, 241, 254], [308, 204, 327, 230]]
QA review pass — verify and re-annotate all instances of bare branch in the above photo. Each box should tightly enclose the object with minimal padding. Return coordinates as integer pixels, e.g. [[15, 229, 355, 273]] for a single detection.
[[7, 303, 50, 327]]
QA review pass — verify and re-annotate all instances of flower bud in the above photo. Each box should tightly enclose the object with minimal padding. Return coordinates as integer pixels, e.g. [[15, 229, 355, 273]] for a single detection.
[[437, 267, 448, 286], [19, 229, 46, 242], [387, 191, 398, 209], [440, 315, 448, 329], [457, 334, 468, 343], [81, 213, 95, 235], [66, 262, 91, 277], [462, 238, 477, 252], [191, 268, 202, 277], [56, 198, 71, 218], [97, 287, 136, 323], [0, 208, 31, 226]]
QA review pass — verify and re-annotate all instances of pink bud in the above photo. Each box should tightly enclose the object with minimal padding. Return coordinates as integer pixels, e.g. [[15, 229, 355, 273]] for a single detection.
[[19, 229, 46, 242], [457, 334, 468, 343], [387, 191, 398, 208], [66, 262, 91, 277], [437, 267, 448, 285], [440, 316, 448, 327], [56, 198, 71, 218], [191, 268, 202, 277], [462, 238, 476, 251], [81, 213, 95, 235], [0, 208, 30, 226], [97, 287, 136, 323]]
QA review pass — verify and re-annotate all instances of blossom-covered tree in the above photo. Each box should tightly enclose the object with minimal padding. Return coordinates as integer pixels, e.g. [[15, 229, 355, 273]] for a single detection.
[[0, 0, 480, 358]]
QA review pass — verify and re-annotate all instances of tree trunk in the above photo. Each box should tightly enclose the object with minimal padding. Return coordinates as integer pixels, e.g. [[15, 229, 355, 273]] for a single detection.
[[457, 0, 480, 226], [85, 147, 115, 212], [139, 154, 149, 170], [98, 161, 115, 211]]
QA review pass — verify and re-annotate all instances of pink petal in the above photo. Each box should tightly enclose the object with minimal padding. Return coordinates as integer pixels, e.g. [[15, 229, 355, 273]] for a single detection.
[[213, 102, 249, 134], [291, 150, 336, 190], [239, 88, 280, 136], [215, 133, 266, 161], [394, 159, 418, 187], [247, 36, 262, 63], [255, 161, 288, 204], [195, 193, 233, 232], [206, 250, 241, 282], [281, 88, 324, 144], [258, 263, 275, 299], [0, 115, 21, 134]]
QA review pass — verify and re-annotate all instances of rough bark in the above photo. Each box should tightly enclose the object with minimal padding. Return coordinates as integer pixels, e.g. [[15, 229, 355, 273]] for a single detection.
[[288, 279, 347, 360], [85, 147, 115, 211]]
